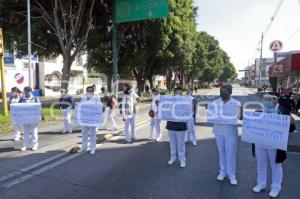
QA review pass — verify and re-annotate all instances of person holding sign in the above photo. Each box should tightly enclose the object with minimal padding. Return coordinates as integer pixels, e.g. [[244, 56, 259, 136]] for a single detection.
[[185, 90, 197, 146], [79, 86, 102, 155], [166, 87, 188, 168], [148, 89, 161, 141], [252, 94, 288, 198], [9, 87, 22, 141], [121, 83, 141, 143], [18, 86, 41, 151], [210, 84, 242, 185], [59, 89, 73, 134]]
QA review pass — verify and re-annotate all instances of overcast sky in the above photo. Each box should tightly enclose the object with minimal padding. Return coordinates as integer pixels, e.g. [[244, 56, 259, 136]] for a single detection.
[[194, 0, 300, 77]]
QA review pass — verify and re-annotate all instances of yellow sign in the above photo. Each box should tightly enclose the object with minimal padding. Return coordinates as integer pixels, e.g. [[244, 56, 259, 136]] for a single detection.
[[0, 28, 3, 55]]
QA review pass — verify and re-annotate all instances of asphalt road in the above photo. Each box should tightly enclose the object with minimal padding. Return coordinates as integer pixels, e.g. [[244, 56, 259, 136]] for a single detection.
[[0, 86, 299, 199]]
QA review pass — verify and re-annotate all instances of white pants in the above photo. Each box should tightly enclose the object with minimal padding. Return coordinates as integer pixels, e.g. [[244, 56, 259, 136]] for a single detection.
[[107, 108, 118, 129], [168, 130, 186, 162], [149, 116, 161, 140], [81, 126, 97, 151], [124, 116, 136, 141], [215, 135, 237, 179], [13, 124, 22, 140], [61, 108, 72, 132], [185, 118, 196, 143], [255, 146, 283, 190], [22, 124, 38, 148]]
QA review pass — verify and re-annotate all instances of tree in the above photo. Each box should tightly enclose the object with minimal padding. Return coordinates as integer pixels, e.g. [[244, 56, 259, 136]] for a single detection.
[[1, 0, 96, 89]]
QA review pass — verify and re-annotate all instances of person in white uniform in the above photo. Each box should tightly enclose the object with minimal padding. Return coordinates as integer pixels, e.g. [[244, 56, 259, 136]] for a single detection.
[[59, 89, 73, 133], [121, 83, 140, 142], [80, 86, 102, 155], [19, 86, 41, 151], [9, 87, 22, 141], [212, 84, 242, 185], [185, 90, 197, 146], [149, 89, 162, 141], [166, 87, 188, 168], [252, 94, 288, 198]]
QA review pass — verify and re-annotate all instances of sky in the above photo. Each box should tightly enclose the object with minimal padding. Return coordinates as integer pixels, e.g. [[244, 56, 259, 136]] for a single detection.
[[194, 0, 300, 78]]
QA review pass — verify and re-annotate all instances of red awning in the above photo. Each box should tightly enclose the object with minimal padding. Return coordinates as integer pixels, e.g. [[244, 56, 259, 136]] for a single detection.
[[269, 52, 300, 77]]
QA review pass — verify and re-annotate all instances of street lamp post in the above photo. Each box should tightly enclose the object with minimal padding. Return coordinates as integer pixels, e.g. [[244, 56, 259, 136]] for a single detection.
[[27, 0, 33, 88]]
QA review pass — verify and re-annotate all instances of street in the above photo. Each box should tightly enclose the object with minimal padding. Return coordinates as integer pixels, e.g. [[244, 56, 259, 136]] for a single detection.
[[0, 86, 300, 199]]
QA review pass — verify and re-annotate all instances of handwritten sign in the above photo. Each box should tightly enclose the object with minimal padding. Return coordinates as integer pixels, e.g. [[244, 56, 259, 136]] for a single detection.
[[76, 102, 103, 127], [207, 102, 239, 125], [158, 96, 192, 122], [10, 103, 42, 124], [242, 111, 290, 150]]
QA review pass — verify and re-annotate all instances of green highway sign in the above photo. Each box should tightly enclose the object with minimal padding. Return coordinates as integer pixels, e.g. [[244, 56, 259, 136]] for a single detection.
[[115, 0, 169, 23]]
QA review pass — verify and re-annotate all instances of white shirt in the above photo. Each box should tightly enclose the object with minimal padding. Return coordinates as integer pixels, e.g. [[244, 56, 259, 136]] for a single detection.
[[122, 90, 139, 119], [212, 97, 241, 136], [151, 94, 160, 113]]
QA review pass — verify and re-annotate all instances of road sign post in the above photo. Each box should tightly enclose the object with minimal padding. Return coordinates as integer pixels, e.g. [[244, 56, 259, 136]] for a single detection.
[[0, 28, 8, 116]]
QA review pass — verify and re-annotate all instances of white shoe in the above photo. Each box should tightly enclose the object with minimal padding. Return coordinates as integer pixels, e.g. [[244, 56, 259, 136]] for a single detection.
[[269, 188, 280, 198], [80, 148, 87, 153], [90, 150, 95, 155], [168, 159, 176, 165], [192, 141, 197, 146], [14, 138, 20, 142], [229, 178, 238, 186], [68, 130, 72, 134], [217, 174, 226, 181], [252, 184, 266, 193], [32, 144, 38, 151], [180, 161, 186, 168], [126, 139, 132, 143], [62, 131, 66, 134], [20, 147, 27, 151], [148, 137, 153, 141]]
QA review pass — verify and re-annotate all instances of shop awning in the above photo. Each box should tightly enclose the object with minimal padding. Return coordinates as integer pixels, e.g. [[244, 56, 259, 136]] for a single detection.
[[269, 52, 300, 77]]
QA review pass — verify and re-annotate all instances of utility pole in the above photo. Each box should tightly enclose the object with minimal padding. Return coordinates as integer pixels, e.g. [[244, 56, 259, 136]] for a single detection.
[[112, 0, 119, 98], [0, 28, 8, 116], [259, 32, 264, 88], [27, 0, 33, 88]]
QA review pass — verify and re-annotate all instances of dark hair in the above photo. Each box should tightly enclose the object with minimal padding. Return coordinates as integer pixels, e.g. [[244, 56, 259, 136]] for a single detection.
[[24, 86, 32, 92], [86, 86, 94, 92], [11, 87, 21, 93], [220, 84, 232, 94]]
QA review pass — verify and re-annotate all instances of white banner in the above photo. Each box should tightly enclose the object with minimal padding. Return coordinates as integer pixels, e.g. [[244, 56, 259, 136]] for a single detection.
[[76, 102, 103, 127], [242, 111, 290, 150], [10, 103, 42, 125], [158, 96, 192, 122], [207, 102, 239, 125]]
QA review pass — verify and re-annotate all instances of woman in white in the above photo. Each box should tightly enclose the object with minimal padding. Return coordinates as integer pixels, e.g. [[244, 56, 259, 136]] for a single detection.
[[80, 86, 102, 154], [149, 89, 161, 141], [9, 87, 22, 141], [252, 94, 287, 198]]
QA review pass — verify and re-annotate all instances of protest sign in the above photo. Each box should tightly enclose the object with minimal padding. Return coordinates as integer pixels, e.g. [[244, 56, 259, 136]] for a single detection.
[[158, 96, 192, 122], [207, 101, 239, 125], [76, 102, 103, 127], [242, 111, 290, 150], [10, 103, 42, 125]]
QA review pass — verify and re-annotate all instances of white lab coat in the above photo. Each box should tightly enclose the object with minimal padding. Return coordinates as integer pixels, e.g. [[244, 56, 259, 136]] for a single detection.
[[9, 96, 22, 141], [122, 90, 139, 141], [149, 94, 162, 140]]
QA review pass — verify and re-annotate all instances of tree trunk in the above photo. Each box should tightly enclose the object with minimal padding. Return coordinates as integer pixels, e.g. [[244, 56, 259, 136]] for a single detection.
[[149, 77, 154, 89], [61, 56, 72, 90]]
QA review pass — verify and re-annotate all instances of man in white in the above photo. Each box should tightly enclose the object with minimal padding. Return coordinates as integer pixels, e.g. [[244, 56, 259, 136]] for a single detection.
[[79, 86, 102, 155], [121, 83, 140, 142], [185, 90, 197, 146], [59, 89, 73, 134], [149, 89, 161, 141], [211, 84, 242, 185]]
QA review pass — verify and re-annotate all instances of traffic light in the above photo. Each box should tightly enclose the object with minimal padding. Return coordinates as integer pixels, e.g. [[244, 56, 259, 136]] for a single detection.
[[0, 28, 3, 55]]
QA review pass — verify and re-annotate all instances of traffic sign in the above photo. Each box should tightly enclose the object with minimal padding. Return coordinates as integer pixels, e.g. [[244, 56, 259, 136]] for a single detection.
[[115, 0, 169, 23], [269, 40, 283, 52]]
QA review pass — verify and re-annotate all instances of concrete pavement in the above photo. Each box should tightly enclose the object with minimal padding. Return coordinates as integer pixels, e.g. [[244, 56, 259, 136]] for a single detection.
[[0, 86, 299, 199]]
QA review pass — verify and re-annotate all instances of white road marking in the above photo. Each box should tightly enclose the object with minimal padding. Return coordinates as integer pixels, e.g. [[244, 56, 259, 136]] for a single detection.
[[3, 174, 34, 188]]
